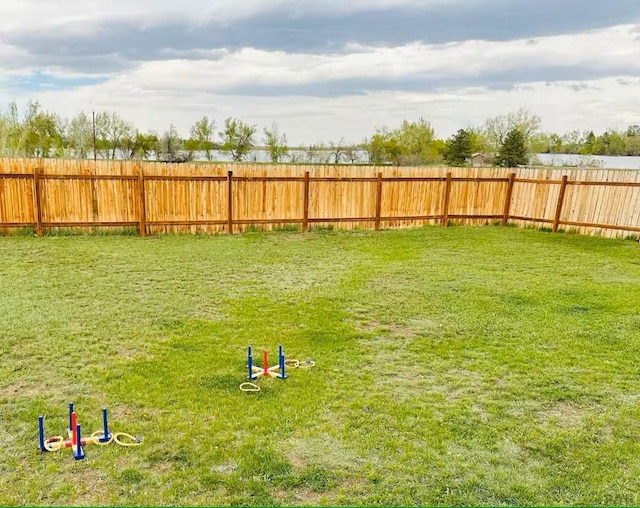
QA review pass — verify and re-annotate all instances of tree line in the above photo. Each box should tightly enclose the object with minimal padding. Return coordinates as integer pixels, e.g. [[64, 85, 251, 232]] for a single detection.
[[1, 101, 638, 166]]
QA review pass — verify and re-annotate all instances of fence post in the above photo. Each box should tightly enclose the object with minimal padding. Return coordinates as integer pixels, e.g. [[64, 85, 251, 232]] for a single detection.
[[227, 170, 234, 235], [553, 175, 568, 233], [303, 171, 310, 232], [375, 172, 383, 230], [90, 166, 99, 225], [33, 163, 43, 236], [441, 172, 452, 227], [502, 172, 516, 226], [138, 166, 146, 237]]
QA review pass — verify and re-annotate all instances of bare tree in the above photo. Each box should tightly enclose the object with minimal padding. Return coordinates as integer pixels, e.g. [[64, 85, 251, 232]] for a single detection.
[[484, 107, 541, 152], [288, 150, 303, 163], [305, 143, 330, 163], [328, 138, 350, 163], [342, 144, 363, 164]]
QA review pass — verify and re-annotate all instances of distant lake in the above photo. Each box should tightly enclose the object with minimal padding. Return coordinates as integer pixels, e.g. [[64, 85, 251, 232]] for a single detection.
[[535, 153, 640, 170], [203, 150, 640, 169], [105, 149, 640, 169], [189, 148, 360, 164]]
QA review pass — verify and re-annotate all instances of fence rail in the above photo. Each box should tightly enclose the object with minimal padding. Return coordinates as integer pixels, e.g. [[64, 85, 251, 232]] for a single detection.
[[1, 159, 640, 238]]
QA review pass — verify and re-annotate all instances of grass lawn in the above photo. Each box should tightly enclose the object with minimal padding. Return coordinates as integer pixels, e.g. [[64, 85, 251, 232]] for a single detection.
[[1, 226, 640, 505]]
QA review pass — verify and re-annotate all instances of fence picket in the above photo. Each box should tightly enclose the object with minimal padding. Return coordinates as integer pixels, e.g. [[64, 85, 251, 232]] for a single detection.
[[0, 159, 639, 238]]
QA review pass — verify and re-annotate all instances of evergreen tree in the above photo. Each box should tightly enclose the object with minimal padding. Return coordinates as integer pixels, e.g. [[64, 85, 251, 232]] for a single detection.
[[496, 128, 528, 167], [444, 128, 473, 166]]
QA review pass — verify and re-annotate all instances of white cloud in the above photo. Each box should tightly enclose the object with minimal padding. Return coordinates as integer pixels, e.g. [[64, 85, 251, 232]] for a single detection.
[[20, 24, 635, 94], [2, 75, 638, 145], [0, 0, 448, 32], [0, 41, 33, 74], [1, 4, 638, 143]]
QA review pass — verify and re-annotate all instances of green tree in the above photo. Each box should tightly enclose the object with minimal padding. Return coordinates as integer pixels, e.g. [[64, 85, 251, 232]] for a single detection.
[[626, 125, 640, 138], [136, 132, 159, 160], [444, 129, 473, 166], [593, 130, 626, 156], [67, 112, 93, 159], [364, 127, 402, 165], [23, 105, 64, 157], [496, 128, 528, 167], [396, 118, 438, 164], [529, 132, 551, 154], [581, 131, 596, 154], [0, 106, 12, 156], [263, 123, 288, 162], [120, 131, 160, 160], [625, 126, 640, 156], [562, 130, 583, 154], [2, 101, 37, 156], [186, 116, 216, 161], [0, 101, 65, 157], [468, 127, 489, 154], [220, 117, 256, 162], [95, 112, 133, 159], [547, 133, 563, 153], [364, 118, 440, 165]]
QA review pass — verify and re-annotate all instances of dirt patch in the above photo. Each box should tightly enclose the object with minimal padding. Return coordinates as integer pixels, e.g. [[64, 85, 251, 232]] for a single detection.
[[291, 487, 338, 505], [58, 467, 111, 505], [352, 316, 442, 338], [376, 367, 484, 402], [0, 379, 48, 398], [106, 404, 167, 425], [288, 453, 306, 469], [210, 461, 237, 474], [372, 365, 431, 400], [0, 376, 84, 399], [284, 435, 363, 471], [358, 327, 480, 402], [541, 401, 583, 427], [354, 319, 380, 332]]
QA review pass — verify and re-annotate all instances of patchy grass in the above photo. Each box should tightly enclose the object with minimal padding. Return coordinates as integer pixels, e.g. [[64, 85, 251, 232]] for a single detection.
[[1, 226, 640, 505]]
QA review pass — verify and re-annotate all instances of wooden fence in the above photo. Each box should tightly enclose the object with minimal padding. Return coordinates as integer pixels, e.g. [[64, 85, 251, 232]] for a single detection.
[[1, 158, 640, 238]]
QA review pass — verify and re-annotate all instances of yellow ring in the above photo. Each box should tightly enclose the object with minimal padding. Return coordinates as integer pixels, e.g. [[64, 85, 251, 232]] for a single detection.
[[286, 358, 315, 369], [90, 430, 113, 446], [240, 382, 261, 392], [44, 435, 64, 452], [113, 433, 142, 447]]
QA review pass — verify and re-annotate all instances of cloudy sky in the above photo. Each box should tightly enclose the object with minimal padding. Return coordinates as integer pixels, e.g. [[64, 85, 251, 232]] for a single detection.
[[1, 0, 640, 143]]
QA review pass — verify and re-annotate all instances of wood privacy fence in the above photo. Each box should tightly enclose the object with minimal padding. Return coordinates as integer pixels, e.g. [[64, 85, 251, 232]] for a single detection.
[[1, 158, 640, 238]]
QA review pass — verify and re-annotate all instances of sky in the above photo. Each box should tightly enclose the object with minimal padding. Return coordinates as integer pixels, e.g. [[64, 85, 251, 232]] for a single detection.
[[1, 0, 640, 144]]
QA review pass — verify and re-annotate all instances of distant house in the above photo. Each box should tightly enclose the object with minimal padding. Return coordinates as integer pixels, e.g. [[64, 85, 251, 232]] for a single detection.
[[470, 153, 487, 167]]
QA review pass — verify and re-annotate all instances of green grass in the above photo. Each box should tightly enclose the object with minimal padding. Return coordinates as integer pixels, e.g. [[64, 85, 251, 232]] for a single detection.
[[1, 226, 640, 505]]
